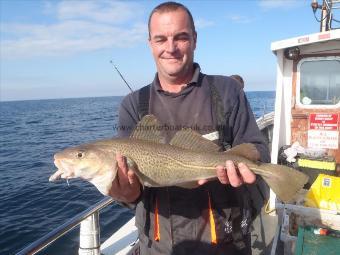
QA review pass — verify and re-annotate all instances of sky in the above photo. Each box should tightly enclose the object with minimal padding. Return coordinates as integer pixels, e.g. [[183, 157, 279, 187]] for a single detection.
[[0, 0, 325, 101]]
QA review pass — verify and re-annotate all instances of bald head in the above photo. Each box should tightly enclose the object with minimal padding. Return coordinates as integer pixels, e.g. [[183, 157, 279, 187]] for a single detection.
[[148, 1, 196, 39]]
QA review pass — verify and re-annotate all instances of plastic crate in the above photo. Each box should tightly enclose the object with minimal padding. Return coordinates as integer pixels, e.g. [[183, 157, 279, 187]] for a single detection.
[[295, 226, 340, 255]]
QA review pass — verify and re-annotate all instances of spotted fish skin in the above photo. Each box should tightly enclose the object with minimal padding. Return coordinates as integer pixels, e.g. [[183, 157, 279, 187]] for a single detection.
[[49, 115, 308, 203]]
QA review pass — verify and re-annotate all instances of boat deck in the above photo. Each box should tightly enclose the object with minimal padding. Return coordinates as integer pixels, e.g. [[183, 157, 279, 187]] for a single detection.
[[251, 209, 282, 255]]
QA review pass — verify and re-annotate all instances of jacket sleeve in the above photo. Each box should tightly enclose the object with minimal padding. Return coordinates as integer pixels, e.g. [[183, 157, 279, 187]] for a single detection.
[[229, 88, 271, 163]]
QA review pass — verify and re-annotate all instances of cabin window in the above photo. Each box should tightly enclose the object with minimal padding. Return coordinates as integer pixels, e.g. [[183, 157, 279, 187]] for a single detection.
[[298, 58, 340, 106]]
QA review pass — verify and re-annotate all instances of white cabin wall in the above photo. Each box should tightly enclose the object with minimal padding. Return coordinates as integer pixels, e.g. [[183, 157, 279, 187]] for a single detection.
[[301, 40, 340, 54], [271, 50, 285, 164], [270, 50, 294, 210], [282, 58, 293, 146], [269, 50, 283, 209], [271, 50, 294, 165]]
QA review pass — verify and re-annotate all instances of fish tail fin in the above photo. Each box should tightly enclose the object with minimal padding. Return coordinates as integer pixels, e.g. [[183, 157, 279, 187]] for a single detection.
[[256, 163, 309, 203]]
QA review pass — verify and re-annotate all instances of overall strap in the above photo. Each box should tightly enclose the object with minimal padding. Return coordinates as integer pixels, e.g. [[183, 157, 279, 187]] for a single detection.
[[138, 85, 151, 119], [138, 84, 156, 245], [205, 75, 232, 150], [206, 75, 251, 249]]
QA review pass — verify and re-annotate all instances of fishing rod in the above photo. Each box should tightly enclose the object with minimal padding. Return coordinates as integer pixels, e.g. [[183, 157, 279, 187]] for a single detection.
[[110, 60, 134, 92]]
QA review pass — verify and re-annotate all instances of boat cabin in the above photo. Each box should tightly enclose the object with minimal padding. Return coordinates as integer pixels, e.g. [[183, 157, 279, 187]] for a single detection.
[[269, 29, 340, 254], [270, 29, 340, 172]]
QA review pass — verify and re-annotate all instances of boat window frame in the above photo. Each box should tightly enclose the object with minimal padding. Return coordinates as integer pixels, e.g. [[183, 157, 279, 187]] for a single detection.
[[296, 56, 340, 109]]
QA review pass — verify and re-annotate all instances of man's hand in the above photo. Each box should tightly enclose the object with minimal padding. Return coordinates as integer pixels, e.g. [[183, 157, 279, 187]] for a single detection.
[[198, 160, 256, 187], [109, 153, 141, 203]]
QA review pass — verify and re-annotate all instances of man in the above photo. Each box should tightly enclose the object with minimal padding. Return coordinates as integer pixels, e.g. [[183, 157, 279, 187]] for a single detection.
[[110, 2, 270, 254]]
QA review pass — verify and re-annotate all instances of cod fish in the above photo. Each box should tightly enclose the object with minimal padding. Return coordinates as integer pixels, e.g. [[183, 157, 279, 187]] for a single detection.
[[49, 115, 308, 203]]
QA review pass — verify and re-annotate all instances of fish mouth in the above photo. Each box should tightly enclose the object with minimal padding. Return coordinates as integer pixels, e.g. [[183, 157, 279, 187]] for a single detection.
[[49, 159, 76, 181]]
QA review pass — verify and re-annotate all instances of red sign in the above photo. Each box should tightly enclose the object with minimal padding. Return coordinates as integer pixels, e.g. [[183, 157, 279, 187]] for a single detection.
[[318, 33, 330, 40], [309, 113, 339, 131]]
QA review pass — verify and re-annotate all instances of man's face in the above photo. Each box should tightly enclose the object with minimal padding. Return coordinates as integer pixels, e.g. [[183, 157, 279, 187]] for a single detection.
[[148, 9, 197, 83]]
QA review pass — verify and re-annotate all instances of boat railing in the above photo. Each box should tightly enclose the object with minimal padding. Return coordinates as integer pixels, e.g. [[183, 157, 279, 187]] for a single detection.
[[256, 111, 275, 130], [16, 196, 114, 255]]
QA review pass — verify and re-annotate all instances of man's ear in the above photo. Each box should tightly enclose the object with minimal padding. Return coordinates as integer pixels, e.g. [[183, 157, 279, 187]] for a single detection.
[[148, 37, 152, 48], [193, 31, 197, 50]]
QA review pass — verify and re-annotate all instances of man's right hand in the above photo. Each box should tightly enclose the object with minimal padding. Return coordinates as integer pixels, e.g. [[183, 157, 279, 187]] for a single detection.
[[109, 153, 142, 203]]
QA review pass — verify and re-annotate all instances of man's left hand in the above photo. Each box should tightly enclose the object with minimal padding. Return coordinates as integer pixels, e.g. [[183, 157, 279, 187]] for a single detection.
[[198, 160, 256, 187]]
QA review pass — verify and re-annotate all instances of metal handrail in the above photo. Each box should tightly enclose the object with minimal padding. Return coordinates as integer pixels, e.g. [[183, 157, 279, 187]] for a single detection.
[[16, 196, 114, 255]]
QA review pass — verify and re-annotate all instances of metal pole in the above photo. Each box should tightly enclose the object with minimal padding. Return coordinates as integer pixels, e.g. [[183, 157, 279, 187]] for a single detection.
[[328, 0, 333, 30], [321, 0, 328, 31], [79, 212, 101, 255]]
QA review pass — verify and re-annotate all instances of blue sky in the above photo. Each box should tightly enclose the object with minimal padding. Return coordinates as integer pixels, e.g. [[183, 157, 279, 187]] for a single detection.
[[0, 0, 321, 101]]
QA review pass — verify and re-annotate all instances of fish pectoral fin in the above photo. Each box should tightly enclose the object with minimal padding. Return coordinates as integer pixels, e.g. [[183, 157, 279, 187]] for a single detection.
[[130, 115, 166, 144], [170, 129, 220, 152], [225, 143, 261, 162], [175, 181, 200, 189], [127, 165, 160, 187], [126, 158, 138, 171], [175, 177, 217, 189]]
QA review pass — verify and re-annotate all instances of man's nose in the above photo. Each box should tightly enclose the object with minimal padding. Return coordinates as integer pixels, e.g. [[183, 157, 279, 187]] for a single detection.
[[165, 39, 177, 53]]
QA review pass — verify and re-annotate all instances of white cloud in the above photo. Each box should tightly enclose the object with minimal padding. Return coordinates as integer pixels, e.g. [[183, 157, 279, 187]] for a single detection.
[[0, 1, 147, 59], [57, 0, 142, 24], [227, 15, 255, 24], [195, 18, 214, 29], [258, 0, 305, 10]]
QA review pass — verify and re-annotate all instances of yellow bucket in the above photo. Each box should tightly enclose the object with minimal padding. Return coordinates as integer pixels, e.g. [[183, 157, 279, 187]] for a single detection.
[[304, 174, 340, 212]]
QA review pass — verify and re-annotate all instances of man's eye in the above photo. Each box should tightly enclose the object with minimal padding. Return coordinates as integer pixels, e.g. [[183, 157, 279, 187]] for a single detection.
[[176, 35, 189, 41], [153, 36, 166, 43], [155, 39, 166, 43]]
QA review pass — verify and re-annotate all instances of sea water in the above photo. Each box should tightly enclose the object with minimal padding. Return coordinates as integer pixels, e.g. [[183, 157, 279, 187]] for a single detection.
[[0, 92, 275, 254]]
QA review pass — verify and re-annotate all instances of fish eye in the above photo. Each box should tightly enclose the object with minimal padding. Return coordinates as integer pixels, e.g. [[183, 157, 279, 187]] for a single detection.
[[77, 151, 84, 158]]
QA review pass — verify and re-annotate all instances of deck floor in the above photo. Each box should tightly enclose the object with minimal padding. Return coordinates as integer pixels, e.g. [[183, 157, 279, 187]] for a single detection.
[[251, 209, 283, 255]]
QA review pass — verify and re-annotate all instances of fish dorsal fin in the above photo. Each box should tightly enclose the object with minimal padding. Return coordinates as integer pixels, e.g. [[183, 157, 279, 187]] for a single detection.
[[170, 129, 220, 152], [226, 143, 260, 162], [131, 115, 165, 143]]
